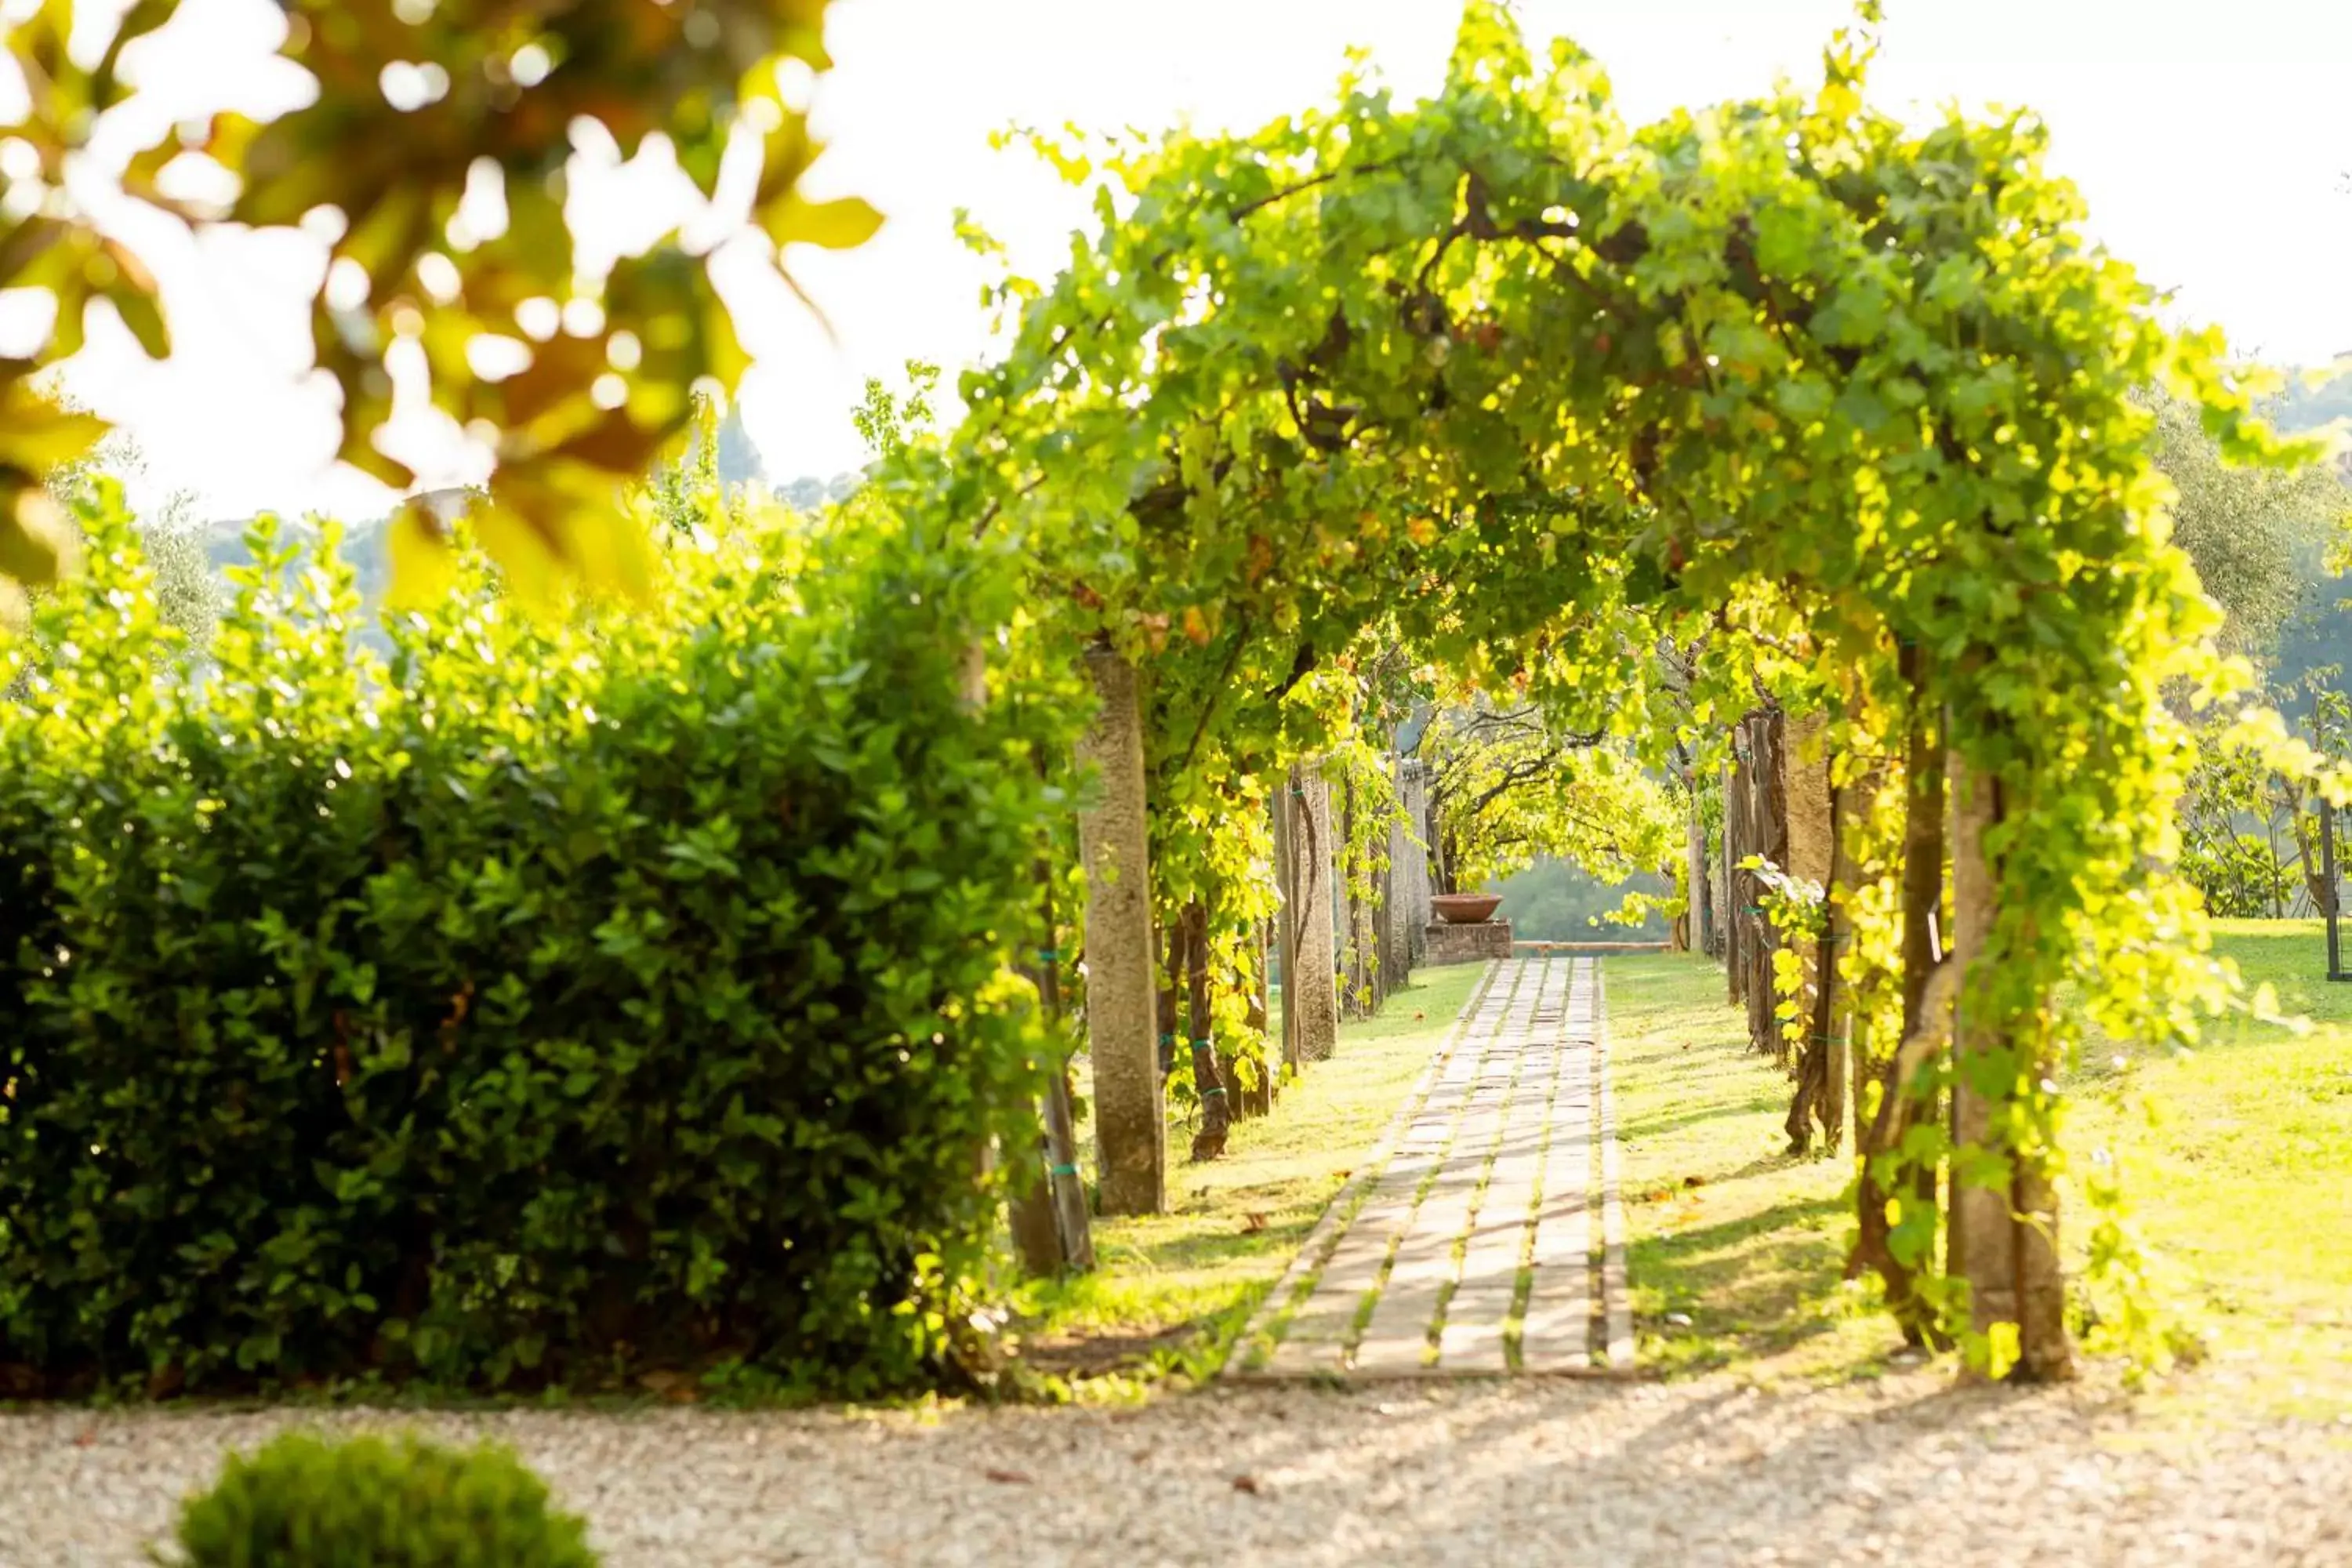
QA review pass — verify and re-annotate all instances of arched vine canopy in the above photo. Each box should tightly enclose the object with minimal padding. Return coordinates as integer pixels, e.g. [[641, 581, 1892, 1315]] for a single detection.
[[917, 0, 2336, 1363]]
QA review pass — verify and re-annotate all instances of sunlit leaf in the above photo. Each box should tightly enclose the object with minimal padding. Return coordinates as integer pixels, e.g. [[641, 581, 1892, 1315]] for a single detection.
[[761, 194, 884, 252], [383, 500, 460, 610]]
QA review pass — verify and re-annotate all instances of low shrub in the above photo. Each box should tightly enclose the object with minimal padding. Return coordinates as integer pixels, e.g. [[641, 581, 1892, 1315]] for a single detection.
[[168, 1431, 597, 1567], [0, 485, 1076, 1394]]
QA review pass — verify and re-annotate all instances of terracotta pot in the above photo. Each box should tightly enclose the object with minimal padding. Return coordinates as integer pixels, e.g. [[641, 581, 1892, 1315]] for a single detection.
[[1431, 893, 1504, 925]]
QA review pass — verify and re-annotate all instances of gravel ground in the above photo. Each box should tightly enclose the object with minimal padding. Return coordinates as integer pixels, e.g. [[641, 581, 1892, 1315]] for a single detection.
[[6, 1373, 2349, 1567]]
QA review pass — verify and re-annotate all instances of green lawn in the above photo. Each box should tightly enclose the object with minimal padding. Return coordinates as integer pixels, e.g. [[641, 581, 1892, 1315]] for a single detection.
[[1607, 954, 1886, 1382], [2070, 920, 2352, 1418], [1608, 926, 2352, 1416], [1013, 963, 1488, 1387]]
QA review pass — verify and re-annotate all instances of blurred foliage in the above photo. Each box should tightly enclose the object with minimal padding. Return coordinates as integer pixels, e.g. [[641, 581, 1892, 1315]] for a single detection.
[[2, 0, 869, 608]]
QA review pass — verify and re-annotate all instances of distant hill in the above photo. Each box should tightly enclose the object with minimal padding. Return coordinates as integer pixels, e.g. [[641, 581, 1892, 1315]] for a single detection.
[[201, 511, 393, 602], [776, 472, 864, 510], [191, 408, 866, 630]]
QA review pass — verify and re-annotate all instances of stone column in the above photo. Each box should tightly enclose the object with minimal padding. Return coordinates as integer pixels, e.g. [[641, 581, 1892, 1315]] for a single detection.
[[1288, 763, 1341, 1062], [1076, 646, 1164, 1216]]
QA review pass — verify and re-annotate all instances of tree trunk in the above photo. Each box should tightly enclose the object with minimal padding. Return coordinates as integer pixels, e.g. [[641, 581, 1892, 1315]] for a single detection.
[[1686, 780, 1714, 958], [1272, 784, 1299, 1073], [1331, 775, 1353, 1017], [1394, 756, 1430, 973], [1287, 763, 1340, 1062], [1009, 734, 1094, 1275], [1076, 645, 1165, 1217], [1011, 860, 1095, 1273], [1729, 710, 1788, 1058], [1335, 772, 1377, 1021], [1039, 1059, 1094, 1270], [1782, 713, 1838, 1151], [1848, 670, 1944, 1341], [1725, 761, 1746, 1006], [1948, 752, 2074, 1381], [1181, 899, 1232, 1160], [1946, 752, 2009, 1345], [1828, 775, 1871, 1149], [1157, 920, 1181, 1085], [1007, 987, 1063, 1275], [1237, 919, 1274, 1118]]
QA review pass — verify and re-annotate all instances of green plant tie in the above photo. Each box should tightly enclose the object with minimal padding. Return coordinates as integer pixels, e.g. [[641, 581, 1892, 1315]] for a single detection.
[[1036, 948, 1059, 961], [1047, 1163, 1078, 1178]]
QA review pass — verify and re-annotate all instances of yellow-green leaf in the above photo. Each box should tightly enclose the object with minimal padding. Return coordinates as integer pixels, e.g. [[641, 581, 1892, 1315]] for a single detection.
[[762, 194, 884, 252], [0, 489, 78, 587], [383, 501, 459, 610], [105, 282, 170, 358]]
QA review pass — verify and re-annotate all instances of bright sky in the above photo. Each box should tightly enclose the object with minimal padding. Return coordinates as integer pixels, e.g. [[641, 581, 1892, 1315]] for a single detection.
[[33, 0, 2352, 519]]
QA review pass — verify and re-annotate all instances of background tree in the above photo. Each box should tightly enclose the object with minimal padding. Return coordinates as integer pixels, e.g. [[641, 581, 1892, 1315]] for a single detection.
[[1417, 702, 1676, 898], [2151, 393, 2345, 662], [2151, 389, 2347, 916], [5, 430, 217, 681]]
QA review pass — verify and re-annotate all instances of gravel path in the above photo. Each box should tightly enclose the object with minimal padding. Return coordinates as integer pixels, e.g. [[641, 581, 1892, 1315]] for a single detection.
[[8, 1373, 2348, 1566]]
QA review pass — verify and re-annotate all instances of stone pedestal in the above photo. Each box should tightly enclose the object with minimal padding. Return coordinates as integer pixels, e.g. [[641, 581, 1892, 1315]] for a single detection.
[[1424, 919, 1513, 967]]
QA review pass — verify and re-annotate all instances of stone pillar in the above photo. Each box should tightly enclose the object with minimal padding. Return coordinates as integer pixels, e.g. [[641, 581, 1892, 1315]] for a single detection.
[[1288, 763, 1341, 1062], [1076, 646, 1164, 1216]]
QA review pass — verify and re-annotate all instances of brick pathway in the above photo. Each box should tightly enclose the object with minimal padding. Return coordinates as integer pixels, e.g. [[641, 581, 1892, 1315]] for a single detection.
[[1229, 956, 1632, 1381]]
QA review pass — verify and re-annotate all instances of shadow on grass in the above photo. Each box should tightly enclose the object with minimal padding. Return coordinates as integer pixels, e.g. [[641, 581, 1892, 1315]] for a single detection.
[[1633, 1192, 1852, 1371], [1621, 1100, 1781, 1143]]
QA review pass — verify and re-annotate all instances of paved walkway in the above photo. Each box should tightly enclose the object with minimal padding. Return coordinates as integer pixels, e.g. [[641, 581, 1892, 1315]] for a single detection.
[[1231, 955, 1632, 1381]]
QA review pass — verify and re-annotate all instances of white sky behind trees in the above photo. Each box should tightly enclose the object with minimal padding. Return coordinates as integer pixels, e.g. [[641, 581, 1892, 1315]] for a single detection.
[[30, 0, 2352, 521]]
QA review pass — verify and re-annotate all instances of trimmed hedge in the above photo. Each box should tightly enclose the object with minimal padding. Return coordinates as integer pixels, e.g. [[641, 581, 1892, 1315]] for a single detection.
[[0, 492, 1069, 1394], [170, 1431, 597, 1566]]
